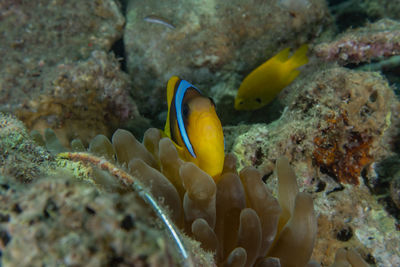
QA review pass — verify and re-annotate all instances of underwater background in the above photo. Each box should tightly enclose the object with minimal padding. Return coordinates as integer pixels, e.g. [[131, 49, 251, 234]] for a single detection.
[[0, 0, 400, 266]]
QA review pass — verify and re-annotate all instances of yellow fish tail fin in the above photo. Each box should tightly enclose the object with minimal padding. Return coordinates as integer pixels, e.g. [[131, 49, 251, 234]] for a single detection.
[[288, 44, 309, 69]]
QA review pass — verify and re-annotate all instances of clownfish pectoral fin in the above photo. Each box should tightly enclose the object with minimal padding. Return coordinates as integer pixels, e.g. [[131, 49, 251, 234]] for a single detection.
[[174, 142, 186, 157], [160, 128, 186, 154], [164, 76, 180, 138]]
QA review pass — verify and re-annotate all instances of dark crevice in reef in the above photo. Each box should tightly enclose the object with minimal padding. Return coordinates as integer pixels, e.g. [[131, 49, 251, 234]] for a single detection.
[[327, 0, 348, 6], [327, 0, 378, 33], [335, 10, 374, 32], [336, 225, 353, 241], [110, 0, 128, 72], [367, 156, 400, 223], [116, 0, 128, 15], [110, 38, 127, 72]]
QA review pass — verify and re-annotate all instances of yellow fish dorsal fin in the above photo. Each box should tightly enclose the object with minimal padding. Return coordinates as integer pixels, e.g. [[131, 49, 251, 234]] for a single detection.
[[272, 47, 291, 62], [164, 76, 180, 138]]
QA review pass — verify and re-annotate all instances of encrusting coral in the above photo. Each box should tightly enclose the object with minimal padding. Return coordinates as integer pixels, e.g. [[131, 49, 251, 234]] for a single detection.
[[314, 18, 400, 65], [53, 127, 369, 267]]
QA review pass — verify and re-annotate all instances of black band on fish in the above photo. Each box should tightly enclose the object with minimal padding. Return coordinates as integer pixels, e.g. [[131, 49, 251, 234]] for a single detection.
[[174, 80, 201, 158]]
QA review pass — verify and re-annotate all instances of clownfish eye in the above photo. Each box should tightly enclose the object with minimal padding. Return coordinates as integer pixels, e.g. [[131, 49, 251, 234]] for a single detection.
[[255, 98, 261, 104], [182, 103, 189, 118]]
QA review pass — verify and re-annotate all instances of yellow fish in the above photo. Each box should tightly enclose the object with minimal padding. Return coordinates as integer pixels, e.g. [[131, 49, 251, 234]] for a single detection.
[[234, 44, 308, 110], [163, 76, 225, 180]]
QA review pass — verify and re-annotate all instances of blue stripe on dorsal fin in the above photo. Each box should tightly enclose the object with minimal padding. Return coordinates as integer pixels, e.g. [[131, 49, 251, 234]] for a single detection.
[[175, 79, 201, 158]]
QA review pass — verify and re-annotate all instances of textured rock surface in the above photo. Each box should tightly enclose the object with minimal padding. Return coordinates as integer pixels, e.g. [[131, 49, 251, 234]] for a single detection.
[[0, 0, 140, 146], [312, 183, 399, 266], [15, 51, 140, 147], [314, 19, 400, 65], [0, 113, 54, 183], [231, 67, 397, 184], [229, 67, 400, 266], [124, 0, 332, 118], [0, 174, 181, 267]]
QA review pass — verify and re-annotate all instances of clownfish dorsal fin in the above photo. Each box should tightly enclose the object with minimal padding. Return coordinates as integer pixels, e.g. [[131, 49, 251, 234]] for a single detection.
[[164, 76, 180, 139], [175, 79, 198, 158]]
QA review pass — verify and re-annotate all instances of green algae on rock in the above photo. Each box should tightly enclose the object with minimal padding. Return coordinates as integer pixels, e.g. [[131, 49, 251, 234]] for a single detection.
[[0, 113, 54, 183]]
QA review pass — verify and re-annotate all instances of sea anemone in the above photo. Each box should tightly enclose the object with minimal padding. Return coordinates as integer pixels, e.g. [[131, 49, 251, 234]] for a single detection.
[[55, 128, 318, 267], [40, 127, 369, 267]]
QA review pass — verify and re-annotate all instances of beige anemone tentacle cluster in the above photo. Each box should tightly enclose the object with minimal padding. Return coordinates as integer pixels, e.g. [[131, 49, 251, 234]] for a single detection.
[[79, 128, 318, 267], [50, 127, 369, 267]]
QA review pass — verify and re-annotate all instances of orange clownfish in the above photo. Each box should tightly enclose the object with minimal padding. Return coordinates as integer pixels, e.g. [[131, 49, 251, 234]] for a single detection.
[[163, 76, 224, 180]]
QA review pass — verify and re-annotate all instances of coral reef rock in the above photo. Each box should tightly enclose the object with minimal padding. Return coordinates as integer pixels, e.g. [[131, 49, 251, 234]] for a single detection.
[[315, 19, 400, 65], [16, 51, 140, 148], [0, 174, 183, 267], [0, 0, 140, 146], [0, 113, 54, 183]]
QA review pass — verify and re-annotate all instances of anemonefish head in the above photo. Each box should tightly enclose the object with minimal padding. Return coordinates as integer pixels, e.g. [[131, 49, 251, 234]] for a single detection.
[[164, 76, 225, 180]]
